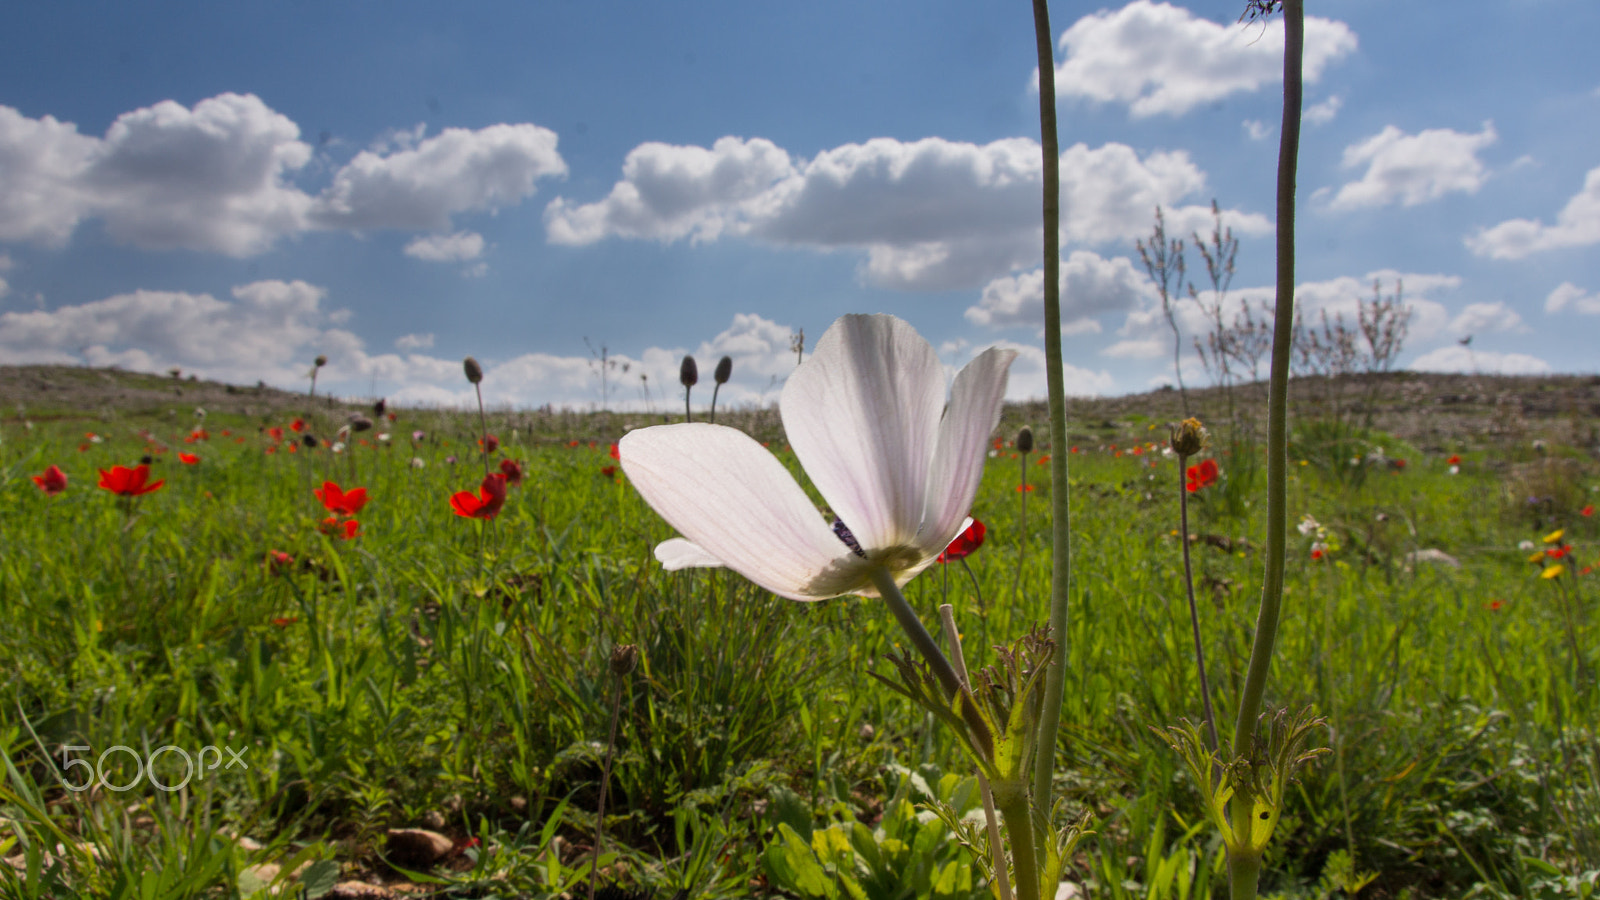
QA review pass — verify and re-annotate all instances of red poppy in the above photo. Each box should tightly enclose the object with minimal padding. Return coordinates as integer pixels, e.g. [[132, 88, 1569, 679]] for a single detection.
[[600, 465, 617, 478], [1583, 505, 1595, 517], [78, 443, 91, 453], [993, 438, 1004, 451], [290, 418, 305, 433], [1132, 446, 1144, 456], [314, 481, 369, 516], [98, 464, 165, 497], [1070, 446, 1079, 454], [287, 443, 298, 453], [1485, 600, 1503, 611], [221, 429, 232, 437], [185, 429, 209, 443], [32, 465, 68, 495], [271, 617, 299, 627], [268, 426, 284, 441], [1310, 548, 1325, 561], [265, 446, 277, 455], [319, 516, 361, 540], [387, 412, 397, 422], [568, 440, 580, 448], [1037, 455, 1051, 465], [450, 473, 507, 520], [498, 458, 524, 487], [937, 519, 986, 563], [609, 443, 620, 460], [1186, 459, 1219, 492], [1446, 455, 1461, 465], [479, 434, 500, 453], [1016, 484, 1035, 492], [1546, 545, 1572, 560], [180, 452, 201, 465], [267, 550, 293, 575]]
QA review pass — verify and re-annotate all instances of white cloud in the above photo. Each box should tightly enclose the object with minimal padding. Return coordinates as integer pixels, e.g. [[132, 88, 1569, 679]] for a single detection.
[[0, 95, 568, 256], [1243, 120, 1271, 141], [395, 332, 435, 351], [1304, 95, 1343, 125], [1545, 281, 1600, 314], [404, 231, 485, 262], [986, 340, 1116, 399], [965, 251, 1150, 332], [1328, 123, 1497, 211], [1449, 301, 1525, 335], [1410, 345, 1551, 375], [1046, 1, 1357, 118], [1468, 165, 1600, 259], [546, 135, 1269, 291]]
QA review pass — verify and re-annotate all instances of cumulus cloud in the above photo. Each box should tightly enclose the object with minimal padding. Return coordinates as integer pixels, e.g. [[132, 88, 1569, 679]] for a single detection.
[[546, 134, 1268, 291], [1243, 120, 1271, 141], [0, 95, 567, 256], [395, 332, 435, 350], [1328, 123, 1497, 211], [985, 340, 1116, 400], [404, 231, 485, 262], [1304, 95, 1343, 125], [1545, 282, 1600, 314], [1410, 345, 1551, 375], [1468, 165, 1600, 259], [1449, 301, 1525, 335], [965, 251, 1150, 332], [1045, 1, 1357, 117]]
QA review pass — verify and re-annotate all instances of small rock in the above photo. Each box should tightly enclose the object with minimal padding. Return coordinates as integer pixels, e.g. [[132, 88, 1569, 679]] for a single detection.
[[420, 810, 446, 830], [1056, 882, 1084, 900], [384, 829, 454, 867], [328, 882, 397, 899]]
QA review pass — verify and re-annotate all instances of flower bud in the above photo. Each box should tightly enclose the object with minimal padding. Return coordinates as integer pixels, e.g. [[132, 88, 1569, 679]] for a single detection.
[[679, 355, 698, 388], [609, 644, 640, 677], [303, 433, 318, 448], [463, 356, 484, 384], [1016, 426, 1034, 454], [314, 355, 328, 368], [1169, 417, 1208, 457], [348, 414, 373, 432], [713, 355, 733, 385], [374, 398, 386, 416]]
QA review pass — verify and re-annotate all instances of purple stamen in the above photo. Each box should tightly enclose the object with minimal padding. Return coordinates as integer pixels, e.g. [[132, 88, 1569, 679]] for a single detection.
[[832, 519, 867, 558]]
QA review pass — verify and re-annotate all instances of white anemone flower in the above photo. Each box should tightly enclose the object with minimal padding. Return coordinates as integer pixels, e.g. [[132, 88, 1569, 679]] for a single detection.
[[620, 314, 1015, 601]]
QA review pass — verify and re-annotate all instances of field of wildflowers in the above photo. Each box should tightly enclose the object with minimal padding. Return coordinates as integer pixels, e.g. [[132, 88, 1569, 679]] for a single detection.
[[1, 359, 1596, 898]]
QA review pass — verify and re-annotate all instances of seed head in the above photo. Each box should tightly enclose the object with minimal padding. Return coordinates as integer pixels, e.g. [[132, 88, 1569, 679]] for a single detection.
[[303, 434, 318, 448], [679, 355, 698, 388], [713, 355, 733, 385], [348, 414, 373, 432], [314, 355, 328, 368], [609, 644, 640, 677], [1169, 417, 1208, 458], [1016, 426, 1034, 454], [463, 356, 484, 384], [374, 398, 386, 416]]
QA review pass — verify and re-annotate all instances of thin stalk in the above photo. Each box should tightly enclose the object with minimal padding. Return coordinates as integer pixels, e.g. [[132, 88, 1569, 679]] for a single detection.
[[958, 557, 985, 615], [1178, 462, 1219, 755], [710, 384, 721, 424], [870, 566, 994, 755], [939, 604, 1012, 900], [1232, 0, 1302, 759], [587, 677, 625, 900], [684, 387, 692, 423], [474, 384, 491, 481], [1029, 0, 1073, 808], [1011, 452, 1028, 608]]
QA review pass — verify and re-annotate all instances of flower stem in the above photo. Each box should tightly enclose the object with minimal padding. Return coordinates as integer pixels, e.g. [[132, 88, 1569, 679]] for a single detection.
[[870, 567, 963, 698], [1179, 462, 1220, 755], [587, 677, 625, 900], [1029, 0, 1073, 809], [940, 604, 1013, 900], [1011, 452, 1028, 609], [992, 780, 1042, 900]]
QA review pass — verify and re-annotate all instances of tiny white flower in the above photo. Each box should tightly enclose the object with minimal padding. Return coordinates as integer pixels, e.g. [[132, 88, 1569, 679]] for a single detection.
[[1297, 514, 1320, 536], [194, 407, 207, 419], [377, 432, 391, 443], [331, 441, 346, 453], [410, 457, 425, 469], [621, 314, 1015, 601], [1448, 465, 1459, 475], [1518, 540, 1536, 552], [90, 434, 104, 444]]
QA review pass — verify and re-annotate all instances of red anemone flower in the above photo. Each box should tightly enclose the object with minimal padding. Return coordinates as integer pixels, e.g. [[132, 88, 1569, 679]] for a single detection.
[[1546, 545, 1572, 560], [33, 465, 68, 495], [319, 516, 361, 540], [267, 550, 294, 575], [1037, 455, 1051, 465], [498, 458, 524, 486], [179, 452, 200, 465], [568, 440, 580, 448], [98, 464, 165, 497], [609, 443, 620, 460], [479, 434, 500, 453], [1583, 505, 1595, 517], [271, 617, 299, 627], [1186, 459, 1219, 493], [937, 518, 987, 563], [314, 480, 369, 516], [450, 473, 507, 520], [268, 426, 284, 441], [600, 465, 617, 478], [1485, 600, 1504, 611], [290, 418, 305, 433], [1446, 455, 1461, 465], [1016, 483, 1035, 492]]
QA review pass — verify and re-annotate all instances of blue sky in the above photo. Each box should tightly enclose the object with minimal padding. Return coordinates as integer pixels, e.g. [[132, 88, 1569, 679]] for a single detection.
[[1, 0, 1596, 410]]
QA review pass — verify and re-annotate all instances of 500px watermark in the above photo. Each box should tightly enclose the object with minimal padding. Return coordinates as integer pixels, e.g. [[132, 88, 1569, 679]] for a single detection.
[[58, 744, 249, 792]]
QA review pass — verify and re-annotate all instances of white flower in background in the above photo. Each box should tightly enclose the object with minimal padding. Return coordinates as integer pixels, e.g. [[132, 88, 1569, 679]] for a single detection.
[[410, 457, 426, 469], [620, 314, 1016, 601], [1518, 540, 1536, 552], [377, 432, 391, 443], [89, 434, 104, 444], [194, 407, 207, 419], [1297, 514, 1321, 536], [1449, 465, 1459, 475], [331, 441, 346, 453]]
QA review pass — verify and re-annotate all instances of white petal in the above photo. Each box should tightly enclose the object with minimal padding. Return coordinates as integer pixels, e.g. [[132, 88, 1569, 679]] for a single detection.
[[654, 539, 725, 570], [920, 346, 1016, 554], [780, 314, 944, 552], [619, 422, 865, 601]]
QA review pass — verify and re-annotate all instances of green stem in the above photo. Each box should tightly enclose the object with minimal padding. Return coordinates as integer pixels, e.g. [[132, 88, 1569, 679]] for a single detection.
[[1029, 0, 1073, 809], [992, 781, 1042, 900], [1225, 841, 1263, 900], [1179, 460, 1219, 756], [871, 567, 994, 757], [1011, 452, 1028, 609], [1232, 0, 1302, 760]]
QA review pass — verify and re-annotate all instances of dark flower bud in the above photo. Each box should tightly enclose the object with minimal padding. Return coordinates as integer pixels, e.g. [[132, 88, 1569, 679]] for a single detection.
[[1169, 417, 1208, 457], [463, 356, 484, 384], [679, 355, 698, 388], [374, 398, 386, 416], [303, 434, 318, 448], [1016, 426, 1034, 454], [314, 355, 328, 368], [139, 455, 153, 465], [610, 644, 640, 677], [348, 414, 373, 432], [714, 355, 733, 385]]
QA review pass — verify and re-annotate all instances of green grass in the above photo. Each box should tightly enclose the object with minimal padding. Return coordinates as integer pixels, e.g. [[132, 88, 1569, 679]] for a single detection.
[[0, 402, 1596, 899]]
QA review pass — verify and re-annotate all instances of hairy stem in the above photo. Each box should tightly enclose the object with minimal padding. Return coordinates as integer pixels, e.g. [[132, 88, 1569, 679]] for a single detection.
[[1179, 464, 1220, 755], [940, 604, 1013, 900]]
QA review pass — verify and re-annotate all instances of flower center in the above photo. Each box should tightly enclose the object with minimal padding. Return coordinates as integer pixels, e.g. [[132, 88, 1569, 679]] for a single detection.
[[832, 519, 867, 558]]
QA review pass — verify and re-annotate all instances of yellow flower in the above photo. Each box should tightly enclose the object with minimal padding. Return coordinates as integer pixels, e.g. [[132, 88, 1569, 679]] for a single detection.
[[1543, 529, 1565, 544], [1541, 565, 1565, 580], [1528, 552, 1548, 564]]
